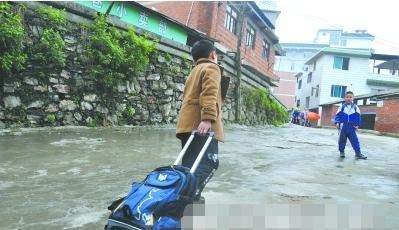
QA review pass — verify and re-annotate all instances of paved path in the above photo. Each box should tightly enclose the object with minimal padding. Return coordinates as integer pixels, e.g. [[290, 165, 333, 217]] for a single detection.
[[0, 125, 398, 229]]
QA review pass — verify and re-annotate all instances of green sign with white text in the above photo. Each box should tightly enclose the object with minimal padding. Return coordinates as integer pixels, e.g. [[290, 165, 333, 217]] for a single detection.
[[77, 1, 188, 44]]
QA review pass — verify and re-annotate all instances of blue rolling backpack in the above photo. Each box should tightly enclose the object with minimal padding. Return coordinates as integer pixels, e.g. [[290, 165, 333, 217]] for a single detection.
[[105, 131, 214, 230]]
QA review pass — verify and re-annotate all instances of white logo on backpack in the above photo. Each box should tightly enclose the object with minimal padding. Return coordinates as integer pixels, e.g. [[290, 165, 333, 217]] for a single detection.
[[158, 173, 167, 181]]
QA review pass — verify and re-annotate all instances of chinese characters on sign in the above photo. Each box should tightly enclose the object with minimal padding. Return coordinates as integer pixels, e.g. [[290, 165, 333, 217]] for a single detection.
[[159, 20, 167, 35], [116, 3, 127, 18], [138, 12, 149, 26], [92, 1, 102, 10]]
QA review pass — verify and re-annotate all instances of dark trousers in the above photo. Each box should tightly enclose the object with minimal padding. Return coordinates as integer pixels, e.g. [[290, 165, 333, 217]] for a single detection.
[[178, 133, 219, 199], [338, 124, 361, 154]]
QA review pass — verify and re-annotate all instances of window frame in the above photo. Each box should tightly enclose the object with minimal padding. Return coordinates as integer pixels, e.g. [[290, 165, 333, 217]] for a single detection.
[[307, 72, 312, 83], [330, 85, 347, 98], [224, 4, 238, 35], [245, 24, 256, 48], [262, 39, 270, 61], [333, 56, 350, 70]]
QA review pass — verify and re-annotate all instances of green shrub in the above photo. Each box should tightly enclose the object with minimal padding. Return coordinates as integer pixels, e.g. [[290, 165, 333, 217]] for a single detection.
[[47, 114, 56, 123], [29, 6, 66, 70], [243, 86, 289, 126], [38, 5, 66, 30], [126, 105, 135, 117], [84, 15, 156, 88], [31, 28, 65, 68], [0, 2, 26, 74]]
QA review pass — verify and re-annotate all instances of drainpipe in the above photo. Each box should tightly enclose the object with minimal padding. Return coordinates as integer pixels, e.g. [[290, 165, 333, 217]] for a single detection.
[[186, 1, 194, 26], [234, 3, 248, 122]]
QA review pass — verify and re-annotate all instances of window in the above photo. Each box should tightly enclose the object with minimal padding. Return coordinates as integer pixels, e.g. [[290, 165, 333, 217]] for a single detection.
[[225, 5, 237, 34], [307, 72, 312, 83], [333, 56, 350, 70], [341, 39, 347, 47], [311, 85, 319, 97], [245, 25, 255, 48], [331, 85, 347, 98], [262, 40, 270, 60], [306, 97, 310, 108], [298, 79, 302, 89]]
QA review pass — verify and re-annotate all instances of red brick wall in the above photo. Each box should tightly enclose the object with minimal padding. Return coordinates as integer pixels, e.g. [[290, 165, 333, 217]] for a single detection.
[[359, 105, 377, 114], [148, 1, 277, 80], [321, 100, 399, 134], [147, 1, 193, 27], [321, 105, 378, 126], [375, 99, 399, 133], [212, 3, 276, 80], [320, 105, 336, 126], [147, 1, 216, 37]]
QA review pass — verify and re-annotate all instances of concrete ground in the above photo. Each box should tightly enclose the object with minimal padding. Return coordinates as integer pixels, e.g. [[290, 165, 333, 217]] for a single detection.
[[1, 125, 398, 229], [196, 125, 399, 229]]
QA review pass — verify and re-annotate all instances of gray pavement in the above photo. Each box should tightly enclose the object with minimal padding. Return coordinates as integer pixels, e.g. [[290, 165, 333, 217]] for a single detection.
[[0, 125, 398, 229]]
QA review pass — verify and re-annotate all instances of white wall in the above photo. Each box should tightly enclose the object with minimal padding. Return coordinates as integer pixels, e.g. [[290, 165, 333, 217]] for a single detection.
[[314, 32, 330, 45], [318, 55, 370, 104], [344, 38, 373, 49], [276, 49, 314, 73], [297, 54, 399, 110]]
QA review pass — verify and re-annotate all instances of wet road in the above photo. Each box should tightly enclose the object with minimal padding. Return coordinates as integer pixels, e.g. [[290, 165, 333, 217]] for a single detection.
[[0, 125, 398, 229]]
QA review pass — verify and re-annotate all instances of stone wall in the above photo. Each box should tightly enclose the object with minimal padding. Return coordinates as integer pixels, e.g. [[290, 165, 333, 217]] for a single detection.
[[0, 2, 194, 129], [0, 1, 284, 130]]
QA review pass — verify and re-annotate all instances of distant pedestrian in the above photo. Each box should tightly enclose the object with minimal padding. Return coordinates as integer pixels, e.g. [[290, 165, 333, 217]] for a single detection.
[[292, 107, 300, 125], [334, 91, 367, 159], [299, 110, 307, 126]]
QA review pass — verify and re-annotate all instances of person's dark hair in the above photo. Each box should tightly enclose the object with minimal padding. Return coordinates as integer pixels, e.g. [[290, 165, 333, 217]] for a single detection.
[[191, 40, 215, 62], [346, 91, 354, 95]]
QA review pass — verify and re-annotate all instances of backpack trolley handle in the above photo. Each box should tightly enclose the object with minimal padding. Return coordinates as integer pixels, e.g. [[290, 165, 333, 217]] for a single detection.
[[174, 130, 215, 174]]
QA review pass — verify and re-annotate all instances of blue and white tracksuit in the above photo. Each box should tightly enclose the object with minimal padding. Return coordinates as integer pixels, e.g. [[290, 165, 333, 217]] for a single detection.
[[334, 103, 362, 155]]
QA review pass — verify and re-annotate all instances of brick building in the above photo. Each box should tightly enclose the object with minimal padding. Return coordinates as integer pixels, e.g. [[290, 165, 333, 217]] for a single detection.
[[272, 71, 297, 109], [145, 1, 282, 82], [320, 90, 399, 134]]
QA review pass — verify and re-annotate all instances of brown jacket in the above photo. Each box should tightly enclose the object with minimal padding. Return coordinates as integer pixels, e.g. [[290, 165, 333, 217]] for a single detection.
[[176, 58, 227, 141]]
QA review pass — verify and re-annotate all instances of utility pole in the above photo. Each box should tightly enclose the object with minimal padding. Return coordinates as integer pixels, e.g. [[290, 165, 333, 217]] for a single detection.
[[234, 2, 248, 122]]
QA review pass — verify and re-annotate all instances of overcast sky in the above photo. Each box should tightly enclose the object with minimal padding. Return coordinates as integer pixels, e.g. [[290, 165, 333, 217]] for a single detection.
[[268, 0, 399, 54]]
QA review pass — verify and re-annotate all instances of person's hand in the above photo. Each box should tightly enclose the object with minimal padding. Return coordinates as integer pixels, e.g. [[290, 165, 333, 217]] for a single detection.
[[197, 120, 211, 135], [336, 123, 340, 129]]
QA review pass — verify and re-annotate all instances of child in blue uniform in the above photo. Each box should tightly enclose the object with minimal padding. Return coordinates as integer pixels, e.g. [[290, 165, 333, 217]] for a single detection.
[[334, 91, 367, 159]]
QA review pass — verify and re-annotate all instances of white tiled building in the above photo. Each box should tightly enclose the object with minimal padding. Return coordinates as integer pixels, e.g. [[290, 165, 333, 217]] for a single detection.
[[296, 47, 399, 124], [314, 29, 374, 50]]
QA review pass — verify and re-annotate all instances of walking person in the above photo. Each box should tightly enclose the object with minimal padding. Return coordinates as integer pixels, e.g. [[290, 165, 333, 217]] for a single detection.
[[334, 91, 367, 159], [176, 40, 229, 201], [303, 109, 308, 127], [292, 107, 300, 125]]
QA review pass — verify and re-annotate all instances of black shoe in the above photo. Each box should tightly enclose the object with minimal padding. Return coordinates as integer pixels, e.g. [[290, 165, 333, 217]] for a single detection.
[[340, 152, 345, 158], [355, 154, 367, 160]]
